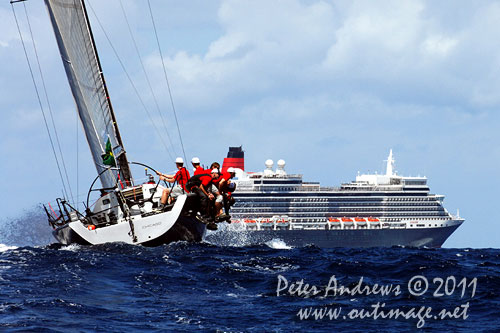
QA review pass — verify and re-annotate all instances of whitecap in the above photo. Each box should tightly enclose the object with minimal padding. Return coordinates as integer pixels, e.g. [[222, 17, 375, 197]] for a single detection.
[[60, 244, 81, 252], [265, 239, 292, 250], [0, 244, 18, 253]]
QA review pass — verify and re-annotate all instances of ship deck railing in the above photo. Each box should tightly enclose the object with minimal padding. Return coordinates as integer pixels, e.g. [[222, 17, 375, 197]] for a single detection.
[[236, 185, 432, 193], [245, 221, 411, 231]]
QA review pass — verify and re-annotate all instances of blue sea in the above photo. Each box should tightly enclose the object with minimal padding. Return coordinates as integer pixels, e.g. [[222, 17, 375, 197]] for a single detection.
[[1, 211, 499, 332]]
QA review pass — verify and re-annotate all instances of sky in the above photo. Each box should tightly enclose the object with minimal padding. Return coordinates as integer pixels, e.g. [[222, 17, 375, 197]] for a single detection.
[[0, 0, 499, 248]]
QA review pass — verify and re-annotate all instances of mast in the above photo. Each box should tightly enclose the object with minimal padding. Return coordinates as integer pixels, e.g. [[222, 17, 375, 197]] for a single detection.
[[44, 0, 132, 189]]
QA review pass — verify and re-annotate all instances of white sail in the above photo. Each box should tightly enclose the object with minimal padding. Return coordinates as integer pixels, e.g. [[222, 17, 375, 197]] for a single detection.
[[44, 0, 132, 189]]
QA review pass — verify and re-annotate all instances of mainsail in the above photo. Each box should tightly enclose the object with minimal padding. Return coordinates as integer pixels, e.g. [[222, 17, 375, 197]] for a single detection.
[[45, 0, 132, 189]]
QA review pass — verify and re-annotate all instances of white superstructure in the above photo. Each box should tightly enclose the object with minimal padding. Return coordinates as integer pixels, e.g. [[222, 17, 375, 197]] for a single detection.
[[229, 150, 463, 232]]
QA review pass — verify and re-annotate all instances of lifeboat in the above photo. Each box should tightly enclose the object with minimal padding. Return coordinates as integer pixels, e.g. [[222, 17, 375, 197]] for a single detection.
[[260, 218, 274, 229], [276, 217, 290, 226], [328, 218, 341, 228], [368, 217, 381, 228], [341, 218, 354, 227], [355, 217, 367, 227], [244, 219, 258, 230], [327, 217, 341, 229]]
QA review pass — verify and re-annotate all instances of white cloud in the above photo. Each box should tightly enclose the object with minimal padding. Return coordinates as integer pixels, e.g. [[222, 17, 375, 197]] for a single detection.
[[145, 0, 338, 110], [323, 0, 424, 69], [421, 35, 458, 57], [140, 0, 500, 113]]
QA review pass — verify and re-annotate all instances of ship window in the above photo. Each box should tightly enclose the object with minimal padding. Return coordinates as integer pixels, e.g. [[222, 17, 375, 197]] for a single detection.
[[102, 199, 110, 205]]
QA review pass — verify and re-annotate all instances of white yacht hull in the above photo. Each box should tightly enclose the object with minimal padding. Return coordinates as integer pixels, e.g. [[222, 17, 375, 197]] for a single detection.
[[52, 195, 206, 246]]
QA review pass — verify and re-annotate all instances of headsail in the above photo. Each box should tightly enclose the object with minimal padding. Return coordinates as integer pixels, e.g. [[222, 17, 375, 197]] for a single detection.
[[44, 0, 132, 189]]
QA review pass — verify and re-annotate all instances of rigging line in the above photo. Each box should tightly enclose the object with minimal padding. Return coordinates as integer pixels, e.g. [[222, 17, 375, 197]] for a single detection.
[[76, 99, 79, 211], [86, 1, 176, 162], [119, 0, 178, 158], [11, 3, 69, 201], [22, 2, 75, 206], [147, 0, 187, 163]]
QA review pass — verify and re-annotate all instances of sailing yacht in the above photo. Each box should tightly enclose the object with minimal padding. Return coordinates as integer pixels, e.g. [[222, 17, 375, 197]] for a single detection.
[[40, 0, 205, 245]]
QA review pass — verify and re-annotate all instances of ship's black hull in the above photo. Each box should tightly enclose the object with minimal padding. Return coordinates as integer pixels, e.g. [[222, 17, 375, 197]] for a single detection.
[[205, 224, 460, 248]]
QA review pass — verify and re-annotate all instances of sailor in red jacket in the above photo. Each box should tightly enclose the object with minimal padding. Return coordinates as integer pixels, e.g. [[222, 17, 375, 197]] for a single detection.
[[156, 157, 190, 207], [191, 157, 206, 175], [217, 167, 236, 219], [185, 168, 220, 229]]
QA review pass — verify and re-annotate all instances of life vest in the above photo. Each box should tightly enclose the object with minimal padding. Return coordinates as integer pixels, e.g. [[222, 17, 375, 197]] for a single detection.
[[174, 167, 190, 190], [185, 174, 212, 192]]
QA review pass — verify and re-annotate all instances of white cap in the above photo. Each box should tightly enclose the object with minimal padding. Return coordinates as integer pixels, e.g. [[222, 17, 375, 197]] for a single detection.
[[211, 168, 219, 174], [175, 157, 184, 164], [227, 167, 235, 173], [191, 157, 200, 164]]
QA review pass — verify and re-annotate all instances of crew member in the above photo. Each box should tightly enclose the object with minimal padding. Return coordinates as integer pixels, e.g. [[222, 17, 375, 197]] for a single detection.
[[209, 162, 222, 189], [156, 157, 190, 206], [218, 167, 235, 192], [207, 168, 226, 221], [209, 162, 220, 173], [191, 157, 205, 175], [217, 167, 236, 220], [185, 169, 220, 230]]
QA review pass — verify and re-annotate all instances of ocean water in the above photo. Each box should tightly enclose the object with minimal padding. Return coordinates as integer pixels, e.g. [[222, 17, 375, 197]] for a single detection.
[[1, 213, 499, 332]]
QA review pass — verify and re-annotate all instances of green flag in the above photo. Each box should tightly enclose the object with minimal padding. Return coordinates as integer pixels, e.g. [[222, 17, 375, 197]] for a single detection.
[[102, 138, 116, 167]]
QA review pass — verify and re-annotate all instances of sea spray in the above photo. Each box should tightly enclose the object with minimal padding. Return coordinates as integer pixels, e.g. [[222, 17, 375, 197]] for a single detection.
[[0, 206, 53, 246]]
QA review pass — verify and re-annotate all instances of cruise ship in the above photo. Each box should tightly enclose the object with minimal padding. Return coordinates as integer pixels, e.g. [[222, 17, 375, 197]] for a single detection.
[[208, 147, 463, 248]]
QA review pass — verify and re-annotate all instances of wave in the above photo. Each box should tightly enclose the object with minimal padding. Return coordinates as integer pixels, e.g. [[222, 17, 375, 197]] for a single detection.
[[265, 239, 292, 249], [0, 243, 18, 252], [0, 242, 498, 331]]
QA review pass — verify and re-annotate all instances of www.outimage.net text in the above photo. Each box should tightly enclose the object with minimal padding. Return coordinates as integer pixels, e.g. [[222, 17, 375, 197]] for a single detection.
[[276, 274, 477, 328]]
